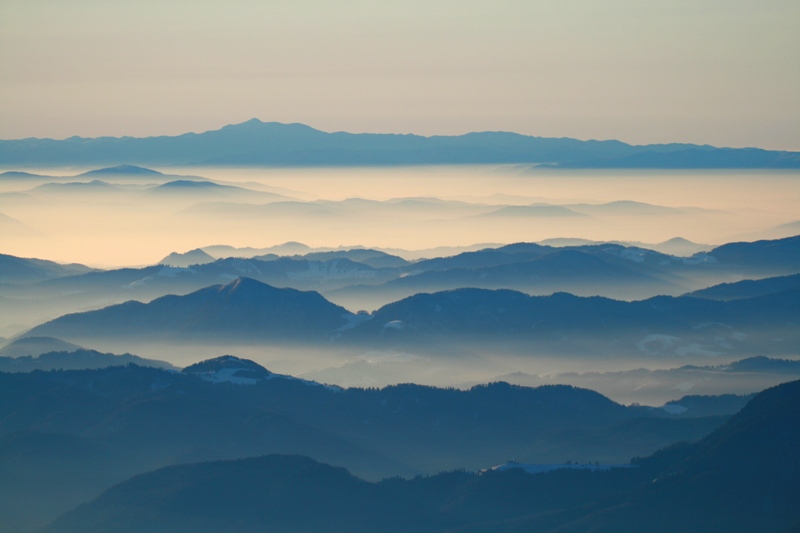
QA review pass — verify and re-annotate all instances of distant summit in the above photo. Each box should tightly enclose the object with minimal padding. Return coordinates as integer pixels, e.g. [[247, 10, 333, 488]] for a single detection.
[[183, 355, 275, 383], [183, 355, 333, 388], [24, 277, 354, 343], [0, 170, 52, 179], [0, 347, 173, 372], [158, 248, 215, 267], [0, 336, 82, 358], [152, 180, 219, 190], [78, 165, 163, 177]]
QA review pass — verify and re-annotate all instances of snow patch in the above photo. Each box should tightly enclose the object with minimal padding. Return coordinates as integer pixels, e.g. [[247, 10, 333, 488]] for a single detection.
[[195, 367, 261, 385], [191, 359, 342, 391]]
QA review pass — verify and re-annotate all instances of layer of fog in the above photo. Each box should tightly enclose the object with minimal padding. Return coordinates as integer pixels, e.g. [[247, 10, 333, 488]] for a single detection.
[[42, 337, 798, 406], [0, 165, 798, 268]]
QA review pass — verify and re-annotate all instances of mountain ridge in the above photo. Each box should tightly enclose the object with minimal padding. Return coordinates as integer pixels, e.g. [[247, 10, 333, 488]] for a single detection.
[[2, 119, 798, 167]]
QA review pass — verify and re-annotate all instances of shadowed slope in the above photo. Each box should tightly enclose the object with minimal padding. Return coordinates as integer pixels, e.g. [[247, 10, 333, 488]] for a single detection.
[[24, 277, 353, 342]]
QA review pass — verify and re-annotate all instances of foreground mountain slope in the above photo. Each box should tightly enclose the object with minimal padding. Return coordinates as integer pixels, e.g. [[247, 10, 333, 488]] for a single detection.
[[540, 379, 800, 533], [43, 379, 800, 533], [0, 359, 728, 530]]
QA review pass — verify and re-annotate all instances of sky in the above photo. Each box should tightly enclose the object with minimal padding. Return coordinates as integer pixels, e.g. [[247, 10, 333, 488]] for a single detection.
[[1, 0, 799, 150]]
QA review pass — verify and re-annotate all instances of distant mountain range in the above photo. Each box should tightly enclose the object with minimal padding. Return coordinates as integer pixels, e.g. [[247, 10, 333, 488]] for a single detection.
[[2, 119, 799, 167], [0, 253, 95, 285], [3, 235, 799, 354], [0, 346, 173, 372], [492, 355, 800, 406], [0, 164, 174, 180], [39, 378, 800, 533], [21, 274, 800, 358]]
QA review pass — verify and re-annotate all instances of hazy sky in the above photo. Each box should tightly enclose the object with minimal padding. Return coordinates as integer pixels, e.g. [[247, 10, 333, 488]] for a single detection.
[[1, 0, 799, 150]]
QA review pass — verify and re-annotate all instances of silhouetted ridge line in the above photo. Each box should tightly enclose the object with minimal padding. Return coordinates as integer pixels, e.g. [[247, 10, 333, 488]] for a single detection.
[[2, 120, 798, 167]]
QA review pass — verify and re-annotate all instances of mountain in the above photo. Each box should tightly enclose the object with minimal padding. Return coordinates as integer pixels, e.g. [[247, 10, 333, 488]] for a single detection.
[[543, 379, 800, 533], [494, 356, 800, 406], [76, 164, 164, 177], [0, 358, 729, 531], [41, 379, 800, 533], [146, 180, 291, 202], [182, 354, 330, 388], [342, 287, 800, 357], [0, 348, 173, 372], [23, 277, 354, 342], [687, 273, 800, 300], [291, 248, 410, 269], [5, 235, 798, 345], [1, 119, 798, 167], [705, 235, 800, 274], [31, 179, 122, 194], [650, 236, 713, 256], [0, 253, 95, 285], [0, 256, 394, 335], [158, 248, 216, 267], [0, 336, 82, 357], [563, 146, 800, 169], [17, 275, 800, 356], [0, 170, 55, 179], [202, 241, 316, 258], [566, 200, 685, 216], [383, 248, 671, 293]]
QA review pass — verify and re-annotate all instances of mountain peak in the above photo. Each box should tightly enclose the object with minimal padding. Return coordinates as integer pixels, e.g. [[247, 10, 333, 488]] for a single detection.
[[153, 180, 220, 190], [78, 165, 163, 176], [183, 355, 274, 385], [158, 248, 215, 267], [218, 119, 321, 134], [182, 355, 335, 389]]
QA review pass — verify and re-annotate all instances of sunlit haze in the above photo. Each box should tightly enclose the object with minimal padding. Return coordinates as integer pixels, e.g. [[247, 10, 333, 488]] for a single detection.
[[0, 166, 797, 267]]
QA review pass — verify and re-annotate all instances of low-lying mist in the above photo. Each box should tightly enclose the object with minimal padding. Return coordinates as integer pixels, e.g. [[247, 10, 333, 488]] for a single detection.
[[1, 165, 798, 267], [41, 337, 798, 406]]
